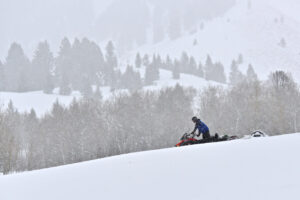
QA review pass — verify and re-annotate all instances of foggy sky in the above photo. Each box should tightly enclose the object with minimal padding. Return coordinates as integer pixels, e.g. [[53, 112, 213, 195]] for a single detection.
[[0, 0, 235, 59]]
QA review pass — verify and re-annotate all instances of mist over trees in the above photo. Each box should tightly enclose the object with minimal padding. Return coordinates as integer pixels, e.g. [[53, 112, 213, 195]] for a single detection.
[[0, 38, 252, 96], [1, 71, 300, 174], [94, 0, 236, 50], [198, 71, 300, 136], [0, 0, 236, 57], [0, 39, 118, 95], [0, 85, 194, 174]]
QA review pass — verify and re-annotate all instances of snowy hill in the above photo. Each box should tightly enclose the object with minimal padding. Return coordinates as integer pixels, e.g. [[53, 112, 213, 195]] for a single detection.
[[0, 69, 222, 116], [2, 0, 300, 115], [1, 133, 299, 200], [2, 0, 300, 82], [125, 0, 300, 81]]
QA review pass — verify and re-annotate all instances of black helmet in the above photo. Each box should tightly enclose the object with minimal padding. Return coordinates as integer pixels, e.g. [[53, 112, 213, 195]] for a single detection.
[[192, 116, 198, 122]]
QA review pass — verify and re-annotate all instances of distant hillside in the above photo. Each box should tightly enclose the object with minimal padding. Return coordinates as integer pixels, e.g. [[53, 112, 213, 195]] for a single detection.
[[94, 0, 236, 50], [124, 0, 300, 81]]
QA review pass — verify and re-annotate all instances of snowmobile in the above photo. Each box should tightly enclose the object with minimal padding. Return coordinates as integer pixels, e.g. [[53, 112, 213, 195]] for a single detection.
[[175, 132, 238, 147], [175, 133, 198, 147]]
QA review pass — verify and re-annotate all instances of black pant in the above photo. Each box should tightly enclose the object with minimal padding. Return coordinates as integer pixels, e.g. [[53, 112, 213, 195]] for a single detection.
[[202, 131, 211, 139]]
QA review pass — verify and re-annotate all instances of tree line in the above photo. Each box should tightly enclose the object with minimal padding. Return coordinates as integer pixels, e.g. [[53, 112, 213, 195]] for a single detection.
[[0, 38, 119, 96], [1, 71, 300, 174], [0, 85, 193, 174], [198, 71, 300, 136], [0, 38, 257, 96]]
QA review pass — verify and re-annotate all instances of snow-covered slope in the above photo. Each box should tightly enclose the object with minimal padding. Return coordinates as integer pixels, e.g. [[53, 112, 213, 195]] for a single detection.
[[3, 0, 300, 115], [1, 133, 299, 200], [0, 91, 80, 116], [126, 0, 300, 81], [0, 69, 221, 116]]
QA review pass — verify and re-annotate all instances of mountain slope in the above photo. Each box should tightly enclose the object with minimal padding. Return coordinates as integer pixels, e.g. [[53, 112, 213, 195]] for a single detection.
[[1, 133, 299, 200], [126, 0, 300, 82], [0, 69, 222, 116]]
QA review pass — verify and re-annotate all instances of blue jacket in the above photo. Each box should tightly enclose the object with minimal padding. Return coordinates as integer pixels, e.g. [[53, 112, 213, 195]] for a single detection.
[[194, 119, 209, 134]]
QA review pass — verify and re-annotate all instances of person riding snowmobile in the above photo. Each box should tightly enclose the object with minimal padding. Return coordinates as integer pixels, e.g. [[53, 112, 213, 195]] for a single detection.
[[191, 116, 211, 139]]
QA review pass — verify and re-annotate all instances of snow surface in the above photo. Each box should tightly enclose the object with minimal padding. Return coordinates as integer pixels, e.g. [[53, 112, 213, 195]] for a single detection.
[[0, 133, 299, 200], [0, 69, 221, 117], [0, 88, 116, 117], [124, 0, 300, 82], [143, 68, 224, 91], [4, 0, 300, 115], [0, 91, 79, 117]]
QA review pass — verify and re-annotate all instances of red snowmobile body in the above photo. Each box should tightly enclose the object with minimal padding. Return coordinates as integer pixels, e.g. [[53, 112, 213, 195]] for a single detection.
[[175, 133, 198, 147]]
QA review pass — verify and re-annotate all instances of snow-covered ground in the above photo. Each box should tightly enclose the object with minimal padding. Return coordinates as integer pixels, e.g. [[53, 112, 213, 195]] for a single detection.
[[3, 0, 300, 115], [1, 133, 299, 200], [0, 91, 80, 116], [0, 69, 221, 117], [124, 0, 300, 82]]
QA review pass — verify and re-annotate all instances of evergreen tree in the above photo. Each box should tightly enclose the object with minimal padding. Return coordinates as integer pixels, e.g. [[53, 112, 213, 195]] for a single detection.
[[43, 72, 54, 94], [59, 73, 71, 95], [31, 41, 54, 92], [229, 60, 244, 85], [180, 52, 189, 72], [144, 62, 160, 85], [105, 41, 118, 69], [135, 53, 142, 68], [205, 59, 226, 83], [165, 55, 172, 70], [122, 65, 142, 92], [172, 59, 180, 80], [4, 43, 30, 92], [87, 40, 105, 85], [246, 64, 258, 82], [197, 62, 204, 78], [69, 38, 83, 90], [188, 56, 197, 74], [204, 55, 214, 80], [214, 62, 227, 83], [104, 41, 118, 87], [151, 55, 158, 69], [56, 38, 72, 94], [143, 54, 150, 67], [73, 38, 105, 89], [205, 55, 213, 68], [156, 54, 163, 69]]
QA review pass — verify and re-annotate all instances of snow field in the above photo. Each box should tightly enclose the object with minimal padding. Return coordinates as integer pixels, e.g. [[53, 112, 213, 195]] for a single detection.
[[0, 133, 299, 200]]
